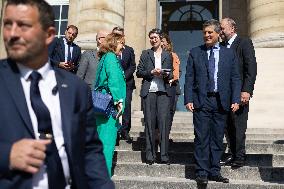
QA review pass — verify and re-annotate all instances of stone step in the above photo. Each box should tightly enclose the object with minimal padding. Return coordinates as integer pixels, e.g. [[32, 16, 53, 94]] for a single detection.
[[129, 126, 284, 134], [113, 163, 284, 182], [116, 140, 284, 154], [132, 111, 192, 117], [128, 131, 284, 140], [127, 136, 282, 144], [117, 140, 284, 154], [132, 117, 192, 124], [113, 176, 284, 189], [114, 151, 284, 167]]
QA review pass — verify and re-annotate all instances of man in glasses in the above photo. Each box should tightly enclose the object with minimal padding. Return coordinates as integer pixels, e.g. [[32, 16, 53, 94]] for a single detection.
[[77, 30, 110, 89]]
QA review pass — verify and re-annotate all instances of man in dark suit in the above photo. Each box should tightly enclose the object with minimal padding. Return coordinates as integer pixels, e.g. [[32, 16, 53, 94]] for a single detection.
[[0, 1, 114, 188], [76, 30, 110, 89], [184, 19, 241, 185], [112, 27, 136, 143], [220, 17, 257, 168], [49, 25, 81, 74]]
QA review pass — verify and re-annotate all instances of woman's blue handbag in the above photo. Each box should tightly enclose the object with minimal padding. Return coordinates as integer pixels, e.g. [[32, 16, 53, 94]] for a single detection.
[[92, 57, 117, 118], [92, 90, 113, 117]]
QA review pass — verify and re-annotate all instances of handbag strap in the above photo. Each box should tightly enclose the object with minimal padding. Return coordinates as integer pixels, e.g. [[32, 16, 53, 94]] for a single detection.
[[94, 55, 110, 93]]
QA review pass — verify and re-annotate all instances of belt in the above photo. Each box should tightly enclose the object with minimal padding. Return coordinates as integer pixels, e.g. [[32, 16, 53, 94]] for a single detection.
[[207, 92, 219, 97]]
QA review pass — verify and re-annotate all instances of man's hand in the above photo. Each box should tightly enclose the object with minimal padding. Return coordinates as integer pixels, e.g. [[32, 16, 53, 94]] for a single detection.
[[9, 139, 51, 174], [185, 103, 194, 112], [58, 62, 74, 71], [231, 103, 239, 112], [241, 92, 250, 105], [151, 68, 162, 77]]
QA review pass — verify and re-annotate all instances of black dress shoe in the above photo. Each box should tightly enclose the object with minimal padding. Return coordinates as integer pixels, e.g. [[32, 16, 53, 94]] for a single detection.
[[195, 176, 208, 185], [120, 131, 133, 143], [145, 160, 155, 165], [209, 175, 229, 183], [220, 156, 233, 166], [160, 160, 170, 165], [231, 160, 245, 168]]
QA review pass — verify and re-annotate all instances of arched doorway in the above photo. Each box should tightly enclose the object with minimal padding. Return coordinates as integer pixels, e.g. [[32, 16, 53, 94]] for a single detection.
[[159, 0, 219, 111]]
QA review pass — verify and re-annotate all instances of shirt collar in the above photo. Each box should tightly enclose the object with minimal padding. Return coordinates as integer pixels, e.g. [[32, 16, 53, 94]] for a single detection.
[[207, 42, 220, 50], [17, 60, 52, 81], [228, 33, 237, 45]]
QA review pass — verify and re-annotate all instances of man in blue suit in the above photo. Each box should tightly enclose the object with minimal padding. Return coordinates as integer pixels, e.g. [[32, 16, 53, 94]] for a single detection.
[[0, 0, 114, 188], [184, 19, 241, 185], [49, 25, 81, 74], [112, 27, 136, 143]]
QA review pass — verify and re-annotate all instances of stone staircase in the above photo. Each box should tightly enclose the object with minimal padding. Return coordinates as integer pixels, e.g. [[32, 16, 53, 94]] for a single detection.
[[113, 111, 284, 189]]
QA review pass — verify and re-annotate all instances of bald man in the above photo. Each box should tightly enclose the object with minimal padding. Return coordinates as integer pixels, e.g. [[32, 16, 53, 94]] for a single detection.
[[76, 30, 110, 89]]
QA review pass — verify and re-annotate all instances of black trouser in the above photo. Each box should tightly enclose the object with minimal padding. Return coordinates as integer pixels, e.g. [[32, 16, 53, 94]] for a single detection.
[[142, 92, 170, 162], [226, 104, 249, 161], [122, 88, 133, 132], [194, 93, 228, 177]]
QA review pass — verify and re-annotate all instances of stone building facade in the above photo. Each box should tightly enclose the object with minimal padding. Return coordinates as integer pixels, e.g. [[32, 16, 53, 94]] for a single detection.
[[0, 0, 283, 128]]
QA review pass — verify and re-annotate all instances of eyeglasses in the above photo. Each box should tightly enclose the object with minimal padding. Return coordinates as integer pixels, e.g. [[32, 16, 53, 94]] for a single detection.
[[98, 36, 105, 40], [117, 41, 125, 45]]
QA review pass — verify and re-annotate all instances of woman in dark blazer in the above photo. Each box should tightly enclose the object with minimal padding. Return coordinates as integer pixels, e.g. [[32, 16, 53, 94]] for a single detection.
[[136, 28, 173, 165]]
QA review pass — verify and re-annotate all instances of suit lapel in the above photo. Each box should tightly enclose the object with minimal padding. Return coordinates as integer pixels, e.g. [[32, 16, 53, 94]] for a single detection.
[[0, 60, 35, 137], [60, 38, 66, 60], [54, 68, 73, 149], [218, 46, 225, 79], [230, 36, 241, 50], [161, 50, 167, 66], [148, 49, 155, 67], [200, 45, 209, 71]]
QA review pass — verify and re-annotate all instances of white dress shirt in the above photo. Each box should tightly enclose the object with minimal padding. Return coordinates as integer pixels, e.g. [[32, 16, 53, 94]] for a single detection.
[[227, 33, 238, 48], [149, 52, 166, 92], [17, 61, 71, 189], [63, 38, 73, 62], [207, 43, 220, 92]]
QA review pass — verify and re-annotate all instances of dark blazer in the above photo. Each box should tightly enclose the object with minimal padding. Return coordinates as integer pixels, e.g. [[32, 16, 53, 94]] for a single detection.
[[49, 37, 81, 73], [223, 36, 257, 95], [76, 49, 98, 90], [121, 45, 136, 89], [184, 45, 241, 111], [136, 49, 173, 97], [0, 59, 114, 189]]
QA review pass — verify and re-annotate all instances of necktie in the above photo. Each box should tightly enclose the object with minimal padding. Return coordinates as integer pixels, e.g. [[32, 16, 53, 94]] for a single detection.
[[208, 48, 215, 92], [29, 71, 66, 189], [67, 43, 71, 62]]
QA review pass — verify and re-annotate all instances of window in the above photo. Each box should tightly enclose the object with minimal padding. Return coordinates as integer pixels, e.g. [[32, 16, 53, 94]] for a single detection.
[[46, 0, 69, 37]]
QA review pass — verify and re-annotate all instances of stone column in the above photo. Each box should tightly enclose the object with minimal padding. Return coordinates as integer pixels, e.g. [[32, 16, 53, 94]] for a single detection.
[[69, 0, 124, 50], [124, 0, 157, 111], [247, 0, 284, 47]]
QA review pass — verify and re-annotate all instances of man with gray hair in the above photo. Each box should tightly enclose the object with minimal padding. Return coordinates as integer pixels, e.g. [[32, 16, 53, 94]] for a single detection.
[[184, 19, 241, 185], [76, 30, 110, 89], [220, 17, 257, 168]]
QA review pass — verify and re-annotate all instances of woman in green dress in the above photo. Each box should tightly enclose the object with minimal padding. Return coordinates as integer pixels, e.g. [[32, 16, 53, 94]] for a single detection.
[[95, 33, 126, 176]]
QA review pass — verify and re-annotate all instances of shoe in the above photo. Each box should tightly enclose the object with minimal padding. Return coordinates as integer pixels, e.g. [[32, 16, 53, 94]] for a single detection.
[[195, 176, 208, 185], [160, 160, 170, 165], [231, 160, 245, 168], [220, 156, 233, 166], [145, 159, 155, 165], [209, 175, 229, 183], [120, 131, 133, 144]]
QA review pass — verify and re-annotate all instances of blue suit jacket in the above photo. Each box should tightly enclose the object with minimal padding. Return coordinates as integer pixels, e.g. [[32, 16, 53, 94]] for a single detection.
[[120, 45, 136, 89], [0, 59, 114, 189], [184, 45, 241, 111], [49, 37, 81, 73]]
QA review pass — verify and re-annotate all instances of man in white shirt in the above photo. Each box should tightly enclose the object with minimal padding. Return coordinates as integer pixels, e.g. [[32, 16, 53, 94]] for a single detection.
[[0, 0, 114, 188]]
